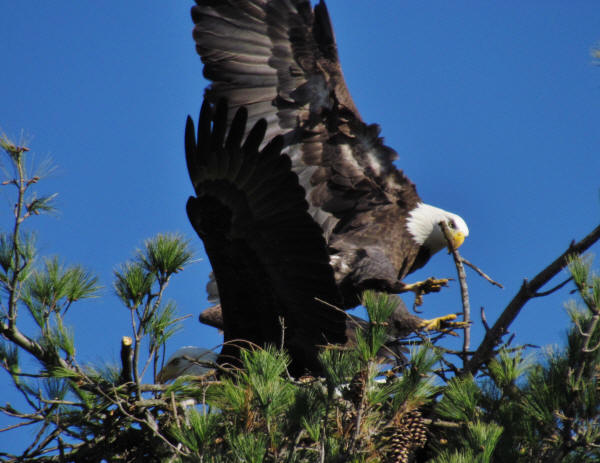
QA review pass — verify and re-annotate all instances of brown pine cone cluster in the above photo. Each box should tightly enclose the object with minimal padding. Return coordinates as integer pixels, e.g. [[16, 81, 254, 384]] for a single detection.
[[346, 368, 369, 407], [383, 409, 427, 463]]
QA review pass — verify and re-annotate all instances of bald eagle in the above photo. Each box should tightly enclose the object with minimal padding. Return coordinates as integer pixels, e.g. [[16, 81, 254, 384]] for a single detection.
[[157, 346, 218, 383], [189, 0, 469, 310], [186, 103, 463, 375]]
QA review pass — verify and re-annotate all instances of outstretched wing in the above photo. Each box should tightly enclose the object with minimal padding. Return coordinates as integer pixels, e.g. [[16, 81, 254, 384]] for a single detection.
[[191, 0, 421, 242], [186, 99, 347, 375], [191, 0, 358, 144]]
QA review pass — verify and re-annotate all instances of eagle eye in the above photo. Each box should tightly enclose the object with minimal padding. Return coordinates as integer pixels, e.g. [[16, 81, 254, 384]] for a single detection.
[[448, 219, 457, 230]]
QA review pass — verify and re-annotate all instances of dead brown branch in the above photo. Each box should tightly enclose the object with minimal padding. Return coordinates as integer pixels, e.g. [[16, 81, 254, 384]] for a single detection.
[[440, 222, 471, 364], [422, 417, 463, 429], [464, 223, 600, 376], [119, 336, 133, 384], [533, 277, 573, 298], [480, 306, 490, 332], [460, 256, 504, 288]]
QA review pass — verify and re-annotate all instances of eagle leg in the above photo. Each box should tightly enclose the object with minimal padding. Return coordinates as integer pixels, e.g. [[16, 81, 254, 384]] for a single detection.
[[399, 277, 451, 306], [418, 313, 469, 336]]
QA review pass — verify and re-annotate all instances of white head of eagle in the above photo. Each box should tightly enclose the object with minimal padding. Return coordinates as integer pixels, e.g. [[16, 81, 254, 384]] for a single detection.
[[156, 346, 218, 383], [407, 203, 469, 255]]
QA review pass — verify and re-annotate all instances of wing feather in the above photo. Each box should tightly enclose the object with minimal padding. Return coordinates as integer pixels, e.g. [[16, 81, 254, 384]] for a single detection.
[[190, 0, 427, 308], [186, 99, 346, 375]]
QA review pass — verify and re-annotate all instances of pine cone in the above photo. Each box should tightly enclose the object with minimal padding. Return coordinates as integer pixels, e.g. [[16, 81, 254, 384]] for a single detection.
[[383, 409, 427, 463], [346, 368, 368, 407]]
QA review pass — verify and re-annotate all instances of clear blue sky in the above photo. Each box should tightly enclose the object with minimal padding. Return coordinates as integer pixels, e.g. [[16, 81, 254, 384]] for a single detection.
[[2, 1, 600, 454]]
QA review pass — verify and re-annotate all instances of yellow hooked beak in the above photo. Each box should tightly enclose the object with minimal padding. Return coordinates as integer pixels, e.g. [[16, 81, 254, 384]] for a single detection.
[[450, 231, 465, 250]]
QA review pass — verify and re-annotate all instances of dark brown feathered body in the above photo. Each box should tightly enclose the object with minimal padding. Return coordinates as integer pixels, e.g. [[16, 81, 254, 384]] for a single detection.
[[199, 295, 429, 364], [190, 0, 429, 309], [185, 101, 347, 375]]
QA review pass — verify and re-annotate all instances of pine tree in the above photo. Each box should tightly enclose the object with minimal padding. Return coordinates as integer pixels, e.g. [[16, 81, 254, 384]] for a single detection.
[[2, 137, 600, 462]]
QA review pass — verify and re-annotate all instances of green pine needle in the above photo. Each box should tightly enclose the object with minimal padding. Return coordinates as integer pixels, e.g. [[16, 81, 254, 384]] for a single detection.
[[436, 375, 481, 422], [138, 233, 194, 278], [170, 409, 220, 455], [227, 432, 267, 463], [114, 261, 155, 309]]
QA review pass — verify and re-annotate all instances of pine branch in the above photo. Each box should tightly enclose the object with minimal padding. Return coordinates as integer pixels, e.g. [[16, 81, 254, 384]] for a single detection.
[[6, 144, 28, 333]]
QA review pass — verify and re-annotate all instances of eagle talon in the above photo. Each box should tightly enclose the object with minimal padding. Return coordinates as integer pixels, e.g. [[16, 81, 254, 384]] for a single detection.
[[403, 277, 451, 294], [401, 277, 451, 306], [419, 313, 456, 331], [418, 313, 469, 334]]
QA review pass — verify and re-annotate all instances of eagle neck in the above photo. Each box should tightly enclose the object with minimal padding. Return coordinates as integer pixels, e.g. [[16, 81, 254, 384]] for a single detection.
[[406, 203, 445, 253]]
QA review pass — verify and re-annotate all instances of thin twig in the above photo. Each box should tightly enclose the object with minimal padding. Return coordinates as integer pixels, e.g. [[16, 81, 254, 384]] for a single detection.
[[505, 333, 516, 347], [140, 277, 173, 381], [0, 419, 38, 433], [0, 405, 44, 421], [460, 257, 503, 288], [422, 417, 463, 429], [87, 375, 188, 457], [7, 148, 27, 334], [279, 316, 286, 351], [440, 222, 471, 365], [480, 306, 490, 332], [533, 277, 573, 298], [22, 420, 51, 458]]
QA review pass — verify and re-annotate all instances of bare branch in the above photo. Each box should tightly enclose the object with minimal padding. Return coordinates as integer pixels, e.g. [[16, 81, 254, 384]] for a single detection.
[[480, 306, 490, 332], [464, 223, 600, 376], [119, 336, 133, 385], [279, 316, 286, 351], [422, 417, 463, 429], [0, 419, 38, 433], [440, 221, 471, 364], [533, 277, 573, 298], [460, 256, 504, 288]]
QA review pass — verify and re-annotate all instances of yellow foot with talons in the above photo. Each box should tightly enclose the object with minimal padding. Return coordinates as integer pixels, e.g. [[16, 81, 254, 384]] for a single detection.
[[402, 277, 451, 306], [419, 313, 457, 331], [418, 314, 469, 336]]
